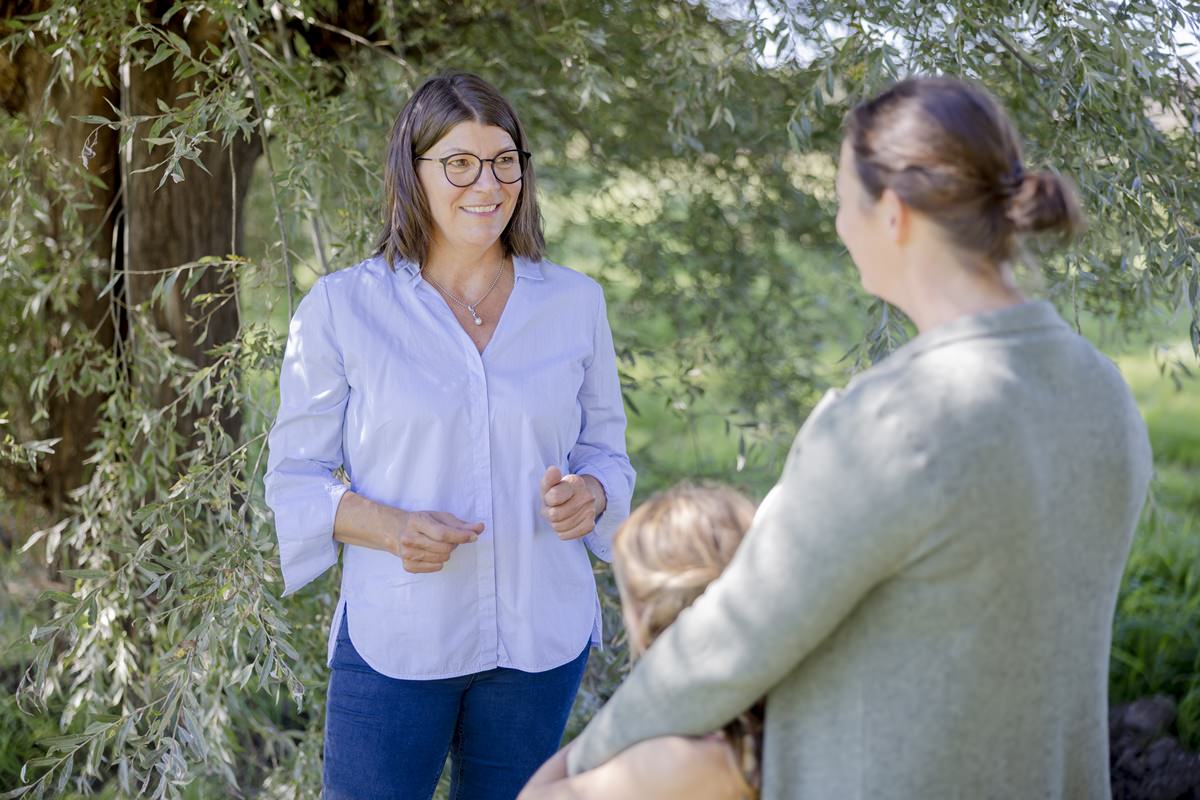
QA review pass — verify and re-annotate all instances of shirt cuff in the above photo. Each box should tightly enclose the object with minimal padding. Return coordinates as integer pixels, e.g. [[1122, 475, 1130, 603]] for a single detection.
[[278, 481, 348, 596], [577, 464, 627, 563]]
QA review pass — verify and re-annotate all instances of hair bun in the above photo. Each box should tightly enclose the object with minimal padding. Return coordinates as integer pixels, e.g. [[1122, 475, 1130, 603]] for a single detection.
[[1006, 170, 1085, 237]]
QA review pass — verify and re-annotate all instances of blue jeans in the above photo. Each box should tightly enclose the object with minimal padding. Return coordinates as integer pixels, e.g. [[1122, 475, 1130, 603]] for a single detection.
[[323, 612, 589, 800]]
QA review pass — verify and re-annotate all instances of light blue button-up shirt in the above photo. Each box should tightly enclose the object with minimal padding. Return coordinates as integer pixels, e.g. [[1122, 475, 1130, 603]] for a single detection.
[[264, 254, 636, 679]]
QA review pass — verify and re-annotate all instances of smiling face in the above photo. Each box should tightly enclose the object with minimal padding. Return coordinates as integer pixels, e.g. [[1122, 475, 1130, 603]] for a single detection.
[[415, 120, 522, 260]]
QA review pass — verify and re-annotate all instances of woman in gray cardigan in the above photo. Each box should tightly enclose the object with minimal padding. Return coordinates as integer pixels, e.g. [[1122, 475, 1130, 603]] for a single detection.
[[559, 77, 1152, 798]]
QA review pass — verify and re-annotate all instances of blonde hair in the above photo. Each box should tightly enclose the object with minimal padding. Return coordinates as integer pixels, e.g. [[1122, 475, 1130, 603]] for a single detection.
[[612, 482, 763, 797]]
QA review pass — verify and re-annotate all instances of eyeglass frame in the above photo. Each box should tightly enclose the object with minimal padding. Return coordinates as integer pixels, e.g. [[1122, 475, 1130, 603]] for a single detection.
[[414, 149, 532, 187]]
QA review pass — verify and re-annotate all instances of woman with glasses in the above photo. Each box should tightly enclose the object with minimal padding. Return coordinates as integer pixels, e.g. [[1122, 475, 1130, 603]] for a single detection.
[[264, 71, 635, 800]]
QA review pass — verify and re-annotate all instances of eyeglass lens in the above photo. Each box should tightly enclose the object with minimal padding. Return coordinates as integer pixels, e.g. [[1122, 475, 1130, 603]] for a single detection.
[[444, 150, 524, 187]]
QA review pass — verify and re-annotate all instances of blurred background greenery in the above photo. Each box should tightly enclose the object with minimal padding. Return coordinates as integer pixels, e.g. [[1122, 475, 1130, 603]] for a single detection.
[[1, 1, 1198, 797]]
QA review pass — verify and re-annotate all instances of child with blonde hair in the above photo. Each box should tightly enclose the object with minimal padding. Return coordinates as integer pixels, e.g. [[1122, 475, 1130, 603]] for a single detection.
[[521, 482, 764, 800]]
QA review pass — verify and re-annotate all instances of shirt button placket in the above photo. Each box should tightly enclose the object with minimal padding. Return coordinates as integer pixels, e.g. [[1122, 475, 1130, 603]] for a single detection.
[[469, 347, 499, 669]]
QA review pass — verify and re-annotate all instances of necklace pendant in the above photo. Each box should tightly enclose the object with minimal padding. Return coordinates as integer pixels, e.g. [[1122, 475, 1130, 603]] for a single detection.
[[473, 315, 483, 326]]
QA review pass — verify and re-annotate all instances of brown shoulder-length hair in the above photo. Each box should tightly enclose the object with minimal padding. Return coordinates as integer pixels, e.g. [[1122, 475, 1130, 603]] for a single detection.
[[374, 71, 545, 269], [844, 76, 1084, 267]]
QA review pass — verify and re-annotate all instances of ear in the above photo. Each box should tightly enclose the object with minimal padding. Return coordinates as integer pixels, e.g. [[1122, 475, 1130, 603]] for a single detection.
[[879, 188, 910, 245]]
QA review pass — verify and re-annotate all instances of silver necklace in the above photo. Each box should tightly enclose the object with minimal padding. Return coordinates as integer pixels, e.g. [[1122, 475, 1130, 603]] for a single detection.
[[422, 258, 507, 326]]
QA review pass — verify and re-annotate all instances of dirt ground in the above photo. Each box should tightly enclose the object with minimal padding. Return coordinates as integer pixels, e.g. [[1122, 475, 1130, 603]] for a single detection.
[[1111, 696, 1200, 800]]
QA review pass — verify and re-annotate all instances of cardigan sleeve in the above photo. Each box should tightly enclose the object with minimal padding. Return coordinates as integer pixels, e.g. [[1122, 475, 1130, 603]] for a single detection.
[[568, 378, 948, 774], [264, 277, 351, 596]]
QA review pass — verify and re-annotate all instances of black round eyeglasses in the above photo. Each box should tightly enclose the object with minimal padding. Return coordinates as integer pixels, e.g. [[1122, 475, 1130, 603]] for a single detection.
[[414, 149, 531, 188]]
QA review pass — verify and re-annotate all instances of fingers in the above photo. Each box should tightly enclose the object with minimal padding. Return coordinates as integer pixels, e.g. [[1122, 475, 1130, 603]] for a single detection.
[[401, 559, 445, 574], [541, 489, 595, 540], [554, 510, 594, 541], [398, 528, 462, 573], [420, 512, 485, 544], [395, 510, 483, 573], [541, 494, 591, 526], [399, 531, 453, 556], [428, 510, 485, 535], [432, 527, 482, 546], [544, 473, 584, 507], [541, 465, 563, 496], [397, 535, 452, 571], [539, 468, 596, 541]]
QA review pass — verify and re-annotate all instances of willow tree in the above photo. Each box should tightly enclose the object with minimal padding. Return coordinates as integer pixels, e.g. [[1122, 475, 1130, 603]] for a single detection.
[[1, 1, 1197, 797]]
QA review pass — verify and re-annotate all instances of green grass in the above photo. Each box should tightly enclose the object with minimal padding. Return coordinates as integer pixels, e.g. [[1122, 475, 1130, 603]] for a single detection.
[[3, 318, 1198, 791], [1109, 341, 1200, 749], [1116, 342, 1200, 467], [1111, 510, 1200, 747]]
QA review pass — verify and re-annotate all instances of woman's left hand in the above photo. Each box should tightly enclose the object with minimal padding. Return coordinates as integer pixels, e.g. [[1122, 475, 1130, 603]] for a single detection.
[[540, 466, 606, 541]]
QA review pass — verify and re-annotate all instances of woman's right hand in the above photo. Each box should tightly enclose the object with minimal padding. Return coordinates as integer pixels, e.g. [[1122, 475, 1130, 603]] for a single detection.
[[333, 491, 483, 573], [391, 509, 485, 573]]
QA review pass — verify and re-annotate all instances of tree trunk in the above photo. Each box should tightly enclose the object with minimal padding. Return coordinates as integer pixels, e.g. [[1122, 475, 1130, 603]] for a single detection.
[[0, 9, 261, 519], [124, 50, 261, 442], [0, 26, 119, 518], [1, 0, 410, 519]]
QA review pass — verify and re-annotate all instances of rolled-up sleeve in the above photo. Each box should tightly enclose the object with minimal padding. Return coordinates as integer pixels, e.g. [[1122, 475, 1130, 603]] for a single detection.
[[264, 277, 351, 595], [571, 288, 636, 563]]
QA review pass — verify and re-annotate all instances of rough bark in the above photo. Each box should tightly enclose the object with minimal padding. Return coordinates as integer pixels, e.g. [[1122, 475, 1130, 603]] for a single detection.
[[0, 6, 262, 516], [0, 0, 417, 518], [0, 17, 120, 516], [123, 40, 261, 441]]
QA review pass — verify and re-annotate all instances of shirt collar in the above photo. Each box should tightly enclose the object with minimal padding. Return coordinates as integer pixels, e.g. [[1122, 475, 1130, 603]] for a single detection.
[[395, 254, 545, 285], [513, 256, 545, 282], [396, 258, 422, 285], [886, 300, 1066, 367]]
